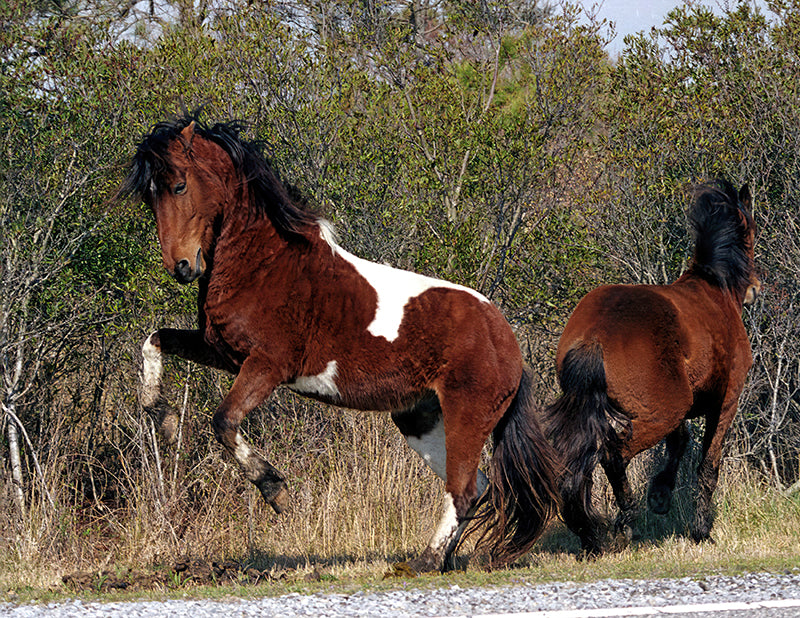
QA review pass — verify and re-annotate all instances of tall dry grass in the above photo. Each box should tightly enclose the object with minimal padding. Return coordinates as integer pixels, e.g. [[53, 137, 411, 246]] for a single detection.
[[1, 346, 799, 593], [0, 359, 446, 589]]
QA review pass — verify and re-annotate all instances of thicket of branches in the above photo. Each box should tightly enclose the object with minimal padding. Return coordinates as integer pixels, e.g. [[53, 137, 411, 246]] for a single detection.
[[1, 0, 798, 568]]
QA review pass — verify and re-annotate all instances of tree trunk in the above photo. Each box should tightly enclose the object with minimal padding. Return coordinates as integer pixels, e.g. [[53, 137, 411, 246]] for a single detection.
[[5, 405, 26, 519]]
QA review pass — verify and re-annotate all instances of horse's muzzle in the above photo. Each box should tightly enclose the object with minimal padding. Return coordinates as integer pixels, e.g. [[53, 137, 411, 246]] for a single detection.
[[173, 248, 204, 284], [744, 278, 762, 306]]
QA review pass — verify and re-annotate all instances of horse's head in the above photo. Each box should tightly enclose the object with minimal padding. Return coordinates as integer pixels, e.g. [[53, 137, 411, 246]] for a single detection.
[[143, 122, 237, 283], [688, 180, 761, 308], [121, 115, 318, 285], [120, 120, 239, 284], [736, 184, 761, 305]]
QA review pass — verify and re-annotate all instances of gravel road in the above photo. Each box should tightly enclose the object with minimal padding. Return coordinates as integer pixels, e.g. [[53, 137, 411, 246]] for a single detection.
[[3, 571, 799, 617]]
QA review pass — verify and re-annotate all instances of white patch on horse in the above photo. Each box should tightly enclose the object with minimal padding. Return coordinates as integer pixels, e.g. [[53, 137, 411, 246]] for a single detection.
[[404, 416, 489, 493], [318, 222, 488, 342], [288, 360, 340, 398], [141, 332, 162, 407], [405, 416, 448, 481], [233, 432, 252, 462]]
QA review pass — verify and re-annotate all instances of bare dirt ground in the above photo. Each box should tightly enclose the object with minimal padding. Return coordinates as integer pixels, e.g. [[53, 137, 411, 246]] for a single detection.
[[59, 557, 326, 592]]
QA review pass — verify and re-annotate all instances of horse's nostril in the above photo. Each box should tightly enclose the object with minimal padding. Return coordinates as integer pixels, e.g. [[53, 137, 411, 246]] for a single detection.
[[175, 259, 192, 281]]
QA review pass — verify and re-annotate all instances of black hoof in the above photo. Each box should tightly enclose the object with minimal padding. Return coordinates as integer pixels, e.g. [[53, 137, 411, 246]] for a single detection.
[[690, 530, 714, 544], [577, 541, 604, 561], [257, 480, 289, 514]]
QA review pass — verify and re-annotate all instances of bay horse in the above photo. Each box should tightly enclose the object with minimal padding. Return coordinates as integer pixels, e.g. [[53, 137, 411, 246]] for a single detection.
[[119, 114, 560, 572], [545, 180, 760, 557]]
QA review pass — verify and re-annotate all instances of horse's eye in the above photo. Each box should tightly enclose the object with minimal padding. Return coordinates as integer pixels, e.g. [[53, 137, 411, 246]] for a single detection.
[[174, 182, 187, 195]]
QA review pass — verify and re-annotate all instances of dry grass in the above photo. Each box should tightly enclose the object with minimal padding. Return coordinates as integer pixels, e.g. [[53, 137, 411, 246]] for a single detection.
[[1, 388, 799, 600]]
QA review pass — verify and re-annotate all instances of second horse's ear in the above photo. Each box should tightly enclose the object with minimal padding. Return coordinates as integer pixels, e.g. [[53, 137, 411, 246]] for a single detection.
[[738, 183, 752, 210], [179, 121, 196, 147]]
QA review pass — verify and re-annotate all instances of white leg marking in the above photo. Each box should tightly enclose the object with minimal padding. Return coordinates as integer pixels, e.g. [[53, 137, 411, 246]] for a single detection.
[[233, 432, 253, 462], [318, 222, 488, 342], [288, 360, 340, 398], [141, 332, 162, 408], [404, 416, 489, 493], [430, 492, 460, 552]]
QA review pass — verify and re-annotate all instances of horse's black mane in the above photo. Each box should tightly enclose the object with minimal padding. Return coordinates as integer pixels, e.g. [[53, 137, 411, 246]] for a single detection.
[[119, 112, 316, 240], [687, 179, 754, 296]]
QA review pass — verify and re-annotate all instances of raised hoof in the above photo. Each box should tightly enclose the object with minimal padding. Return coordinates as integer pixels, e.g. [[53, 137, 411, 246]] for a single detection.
[[256, 479, 290, 514], [159, 411, 180, 445], [647, 483, 673, 515], [144, 402, 179, 445], [268, 485, 290, 514]]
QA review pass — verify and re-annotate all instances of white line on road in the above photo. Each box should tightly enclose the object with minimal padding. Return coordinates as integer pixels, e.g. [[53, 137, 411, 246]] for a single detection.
[[437, 598, 800, 618]]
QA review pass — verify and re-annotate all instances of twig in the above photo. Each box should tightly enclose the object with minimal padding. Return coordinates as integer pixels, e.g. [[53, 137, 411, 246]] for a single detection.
[[172, 363, 191, 494]]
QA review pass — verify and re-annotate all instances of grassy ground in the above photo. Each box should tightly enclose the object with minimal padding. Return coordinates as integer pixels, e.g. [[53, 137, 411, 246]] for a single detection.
[[2, 423, 799, 605]]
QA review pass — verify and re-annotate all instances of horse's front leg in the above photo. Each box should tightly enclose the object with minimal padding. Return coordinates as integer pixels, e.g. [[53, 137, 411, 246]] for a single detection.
[[211, 355, 289, 514], [141, 328, 235, 444], [693, 397, 738, 544], [648, 421, 690, 515], [600, 448, 635, 550]]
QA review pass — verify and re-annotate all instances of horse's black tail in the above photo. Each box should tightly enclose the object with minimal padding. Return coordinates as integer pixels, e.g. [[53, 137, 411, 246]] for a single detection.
[[544, 342, 626, 554], [468, 366, 562, 567]]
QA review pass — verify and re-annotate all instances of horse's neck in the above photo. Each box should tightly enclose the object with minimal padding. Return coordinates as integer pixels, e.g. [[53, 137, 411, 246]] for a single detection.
[[213, 209, 326, 274], [674, 271, 745, 310]]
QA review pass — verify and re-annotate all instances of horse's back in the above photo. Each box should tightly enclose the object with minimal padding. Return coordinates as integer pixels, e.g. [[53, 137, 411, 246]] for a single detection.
[[558, 284, 688, 371], [295, 240, 524, 413], [360, 283, 523, 408]]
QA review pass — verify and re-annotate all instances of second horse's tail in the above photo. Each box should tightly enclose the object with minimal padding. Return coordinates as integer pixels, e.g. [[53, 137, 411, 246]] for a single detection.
[[545, 342, 626, 554]]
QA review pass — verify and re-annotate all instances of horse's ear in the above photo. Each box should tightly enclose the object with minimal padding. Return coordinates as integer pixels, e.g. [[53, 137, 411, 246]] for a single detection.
[[738, 183, 752, 210], [180, 121, 196, 147]]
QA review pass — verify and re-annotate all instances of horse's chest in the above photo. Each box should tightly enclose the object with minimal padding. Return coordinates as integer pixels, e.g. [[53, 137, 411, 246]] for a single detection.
[[202, 293, 259, 363]]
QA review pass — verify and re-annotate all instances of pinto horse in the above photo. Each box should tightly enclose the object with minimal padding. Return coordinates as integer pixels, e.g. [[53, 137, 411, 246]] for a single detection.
[[545, 180, 760, 556], [119, 115, 560, 572]]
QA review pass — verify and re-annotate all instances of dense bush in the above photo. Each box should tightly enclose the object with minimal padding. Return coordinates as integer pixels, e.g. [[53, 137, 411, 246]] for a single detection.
[[0, 0, 798, 570]]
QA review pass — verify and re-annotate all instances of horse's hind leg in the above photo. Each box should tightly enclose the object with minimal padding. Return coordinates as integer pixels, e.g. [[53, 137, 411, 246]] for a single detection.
[[648, 421, 690, 515], [692, 400, 737, 543], [600, 447, 636, 550], [391, 395, 488, 573], [561, 466, 605, 557], [424, 483, 487, 572]]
